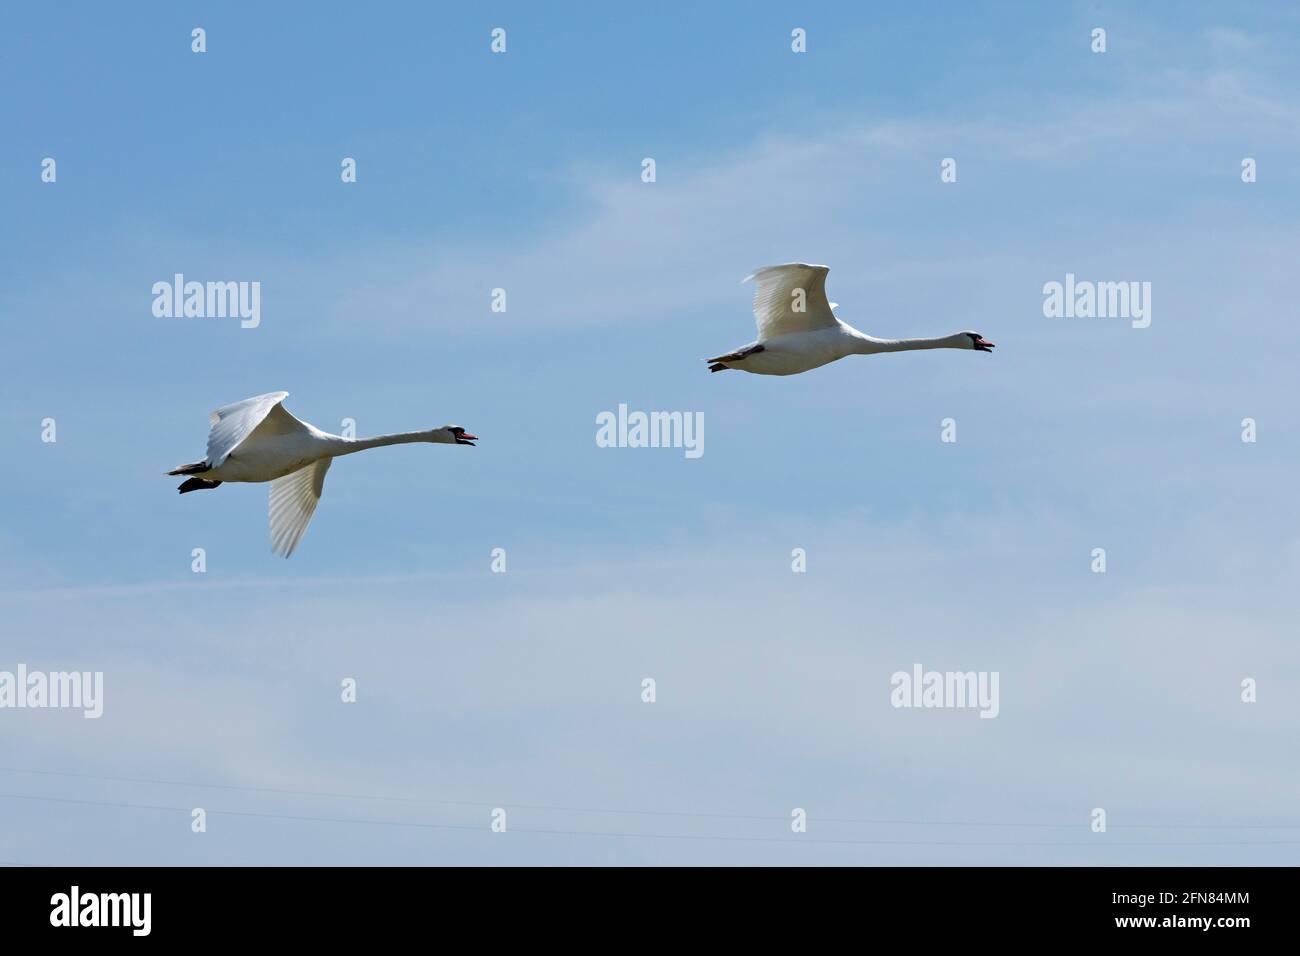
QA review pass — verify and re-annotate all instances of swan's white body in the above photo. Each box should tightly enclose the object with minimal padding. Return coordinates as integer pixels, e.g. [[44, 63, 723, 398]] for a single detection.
[[707, 263, 995, 376], [168, 392, 475, 557]]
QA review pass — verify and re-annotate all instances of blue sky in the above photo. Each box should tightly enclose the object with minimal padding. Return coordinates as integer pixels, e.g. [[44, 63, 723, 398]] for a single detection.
[[2, 2, 1299, 865]]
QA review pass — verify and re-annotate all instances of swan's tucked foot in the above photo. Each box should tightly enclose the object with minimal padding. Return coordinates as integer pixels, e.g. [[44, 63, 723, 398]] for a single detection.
[[177, 477, 222, 494], [708, 363, 730, 372], [167, 461, 209, 476]]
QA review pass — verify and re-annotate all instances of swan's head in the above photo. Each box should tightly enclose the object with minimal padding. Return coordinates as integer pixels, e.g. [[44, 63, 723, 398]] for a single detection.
[[439, 426, 478, 446], [961, 331, 996, 353]]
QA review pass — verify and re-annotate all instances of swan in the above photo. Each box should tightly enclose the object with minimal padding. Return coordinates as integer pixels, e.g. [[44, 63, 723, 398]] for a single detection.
[[706, 263, 995, 375], [167, 392, 476, 557]]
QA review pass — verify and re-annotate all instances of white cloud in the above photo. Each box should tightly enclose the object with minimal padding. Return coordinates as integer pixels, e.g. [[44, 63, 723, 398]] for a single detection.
[[3, 513, 1296, 864]]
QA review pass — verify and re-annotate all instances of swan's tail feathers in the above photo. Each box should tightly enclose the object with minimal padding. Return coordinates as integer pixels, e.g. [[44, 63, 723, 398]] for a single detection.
[[706, 343, 764, 370], [177, 477, 222, 494], [167, 461, 209, 476], [706, 343, 765, 365]]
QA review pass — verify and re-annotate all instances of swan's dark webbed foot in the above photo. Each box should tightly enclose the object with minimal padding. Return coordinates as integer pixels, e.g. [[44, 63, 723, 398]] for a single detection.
[[708, 363, 730, 372], [177, 477, 222, 494]]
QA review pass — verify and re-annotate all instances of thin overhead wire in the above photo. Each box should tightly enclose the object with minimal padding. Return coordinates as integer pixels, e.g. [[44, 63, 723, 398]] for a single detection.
[[1, 765, 1296, 831], [2, 791, 1298, 849]]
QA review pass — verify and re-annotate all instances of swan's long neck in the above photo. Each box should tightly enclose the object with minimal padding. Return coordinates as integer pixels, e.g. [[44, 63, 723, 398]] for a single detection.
[[851, 332, 966, 354], [325, 430, 449, 456]]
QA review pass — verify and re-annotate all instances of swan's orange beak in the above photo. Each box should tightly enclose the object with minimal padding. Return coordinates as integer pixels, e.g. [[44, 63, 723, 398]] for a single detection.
[[455, 431, 478, 446], [974, 337, 996, 352]]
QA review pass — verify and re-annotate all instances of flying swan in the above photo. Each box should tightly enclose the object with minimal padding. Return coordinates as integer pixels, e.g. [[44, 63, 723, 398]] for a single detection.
[[168, 392, 476, 557], [707, 263, 995, 375]]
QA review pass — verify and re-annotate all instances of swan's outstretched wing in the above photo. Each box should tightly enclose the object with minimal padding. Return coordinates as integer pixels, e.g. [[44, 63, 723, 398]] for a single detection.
[[206, 391, 306, 467], [745, 263, 839, 340], [269, 458, 331, 558]]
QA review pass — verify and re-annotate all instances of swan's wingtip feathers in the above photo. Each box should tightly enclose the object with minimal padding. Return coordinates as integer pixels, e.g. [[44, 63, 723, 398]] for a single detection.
[[208, 390, 291, 428], [742, 262, 830, 283], [270, 534, 300, 558]]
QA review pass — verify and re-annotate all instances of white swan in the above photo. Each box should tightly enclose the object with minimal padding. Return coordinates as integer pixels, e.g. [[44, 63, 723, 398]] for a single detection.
[[707, 263, 995, 375], [168, 392, 476, 557]]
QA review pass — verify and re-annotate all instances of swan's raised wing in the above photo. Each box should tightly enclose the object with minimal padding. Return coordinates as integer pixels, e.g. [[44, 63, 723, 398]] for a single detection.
[[745, 263, 838, 340], [269, 458, 331, 558], [205, 391, 305, 467]]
